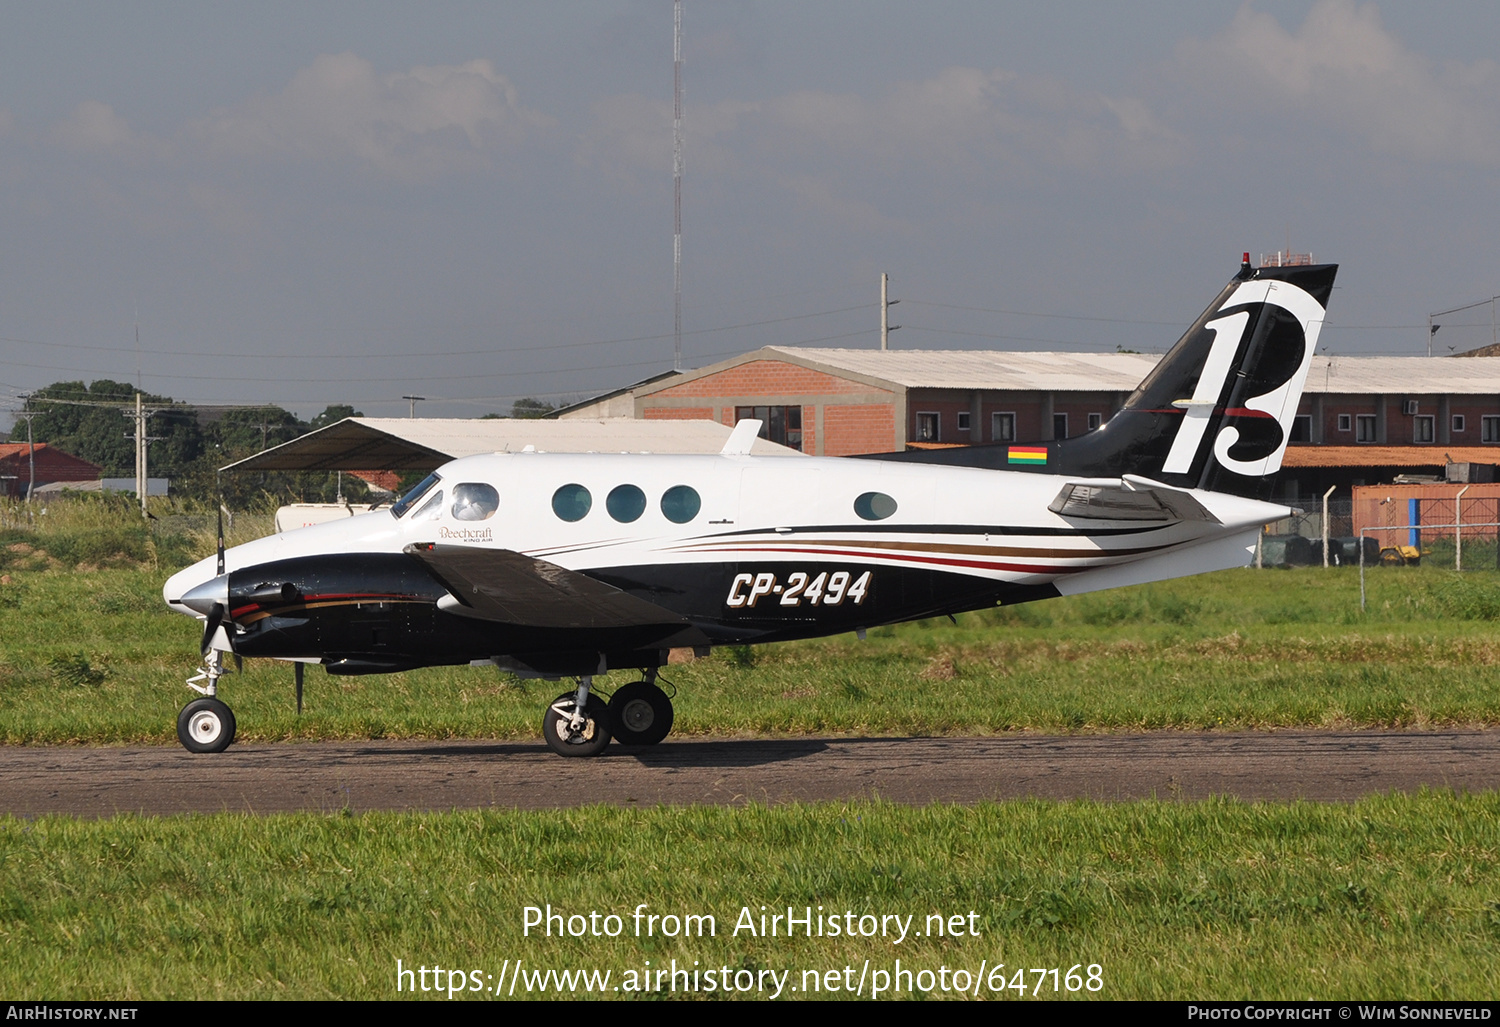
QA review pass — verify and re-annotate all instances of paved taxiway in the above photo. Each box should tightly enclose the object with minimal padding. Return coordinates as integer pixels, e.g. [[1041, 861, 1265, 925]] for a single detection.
[[2, 731, 1498, 816]]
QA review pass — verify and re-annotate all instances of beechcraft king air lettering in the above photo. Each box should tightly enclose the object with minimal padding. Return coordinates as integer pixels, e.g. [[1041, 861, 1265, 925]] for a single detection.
[[163, 256, 1336, 757]]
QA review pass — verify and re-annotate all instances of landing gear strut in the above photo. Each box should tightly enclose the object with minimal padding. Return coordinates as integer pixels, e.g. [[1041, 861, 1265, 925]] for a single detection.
[[542, 676, 612, 757], [178, 649, 237, 754]]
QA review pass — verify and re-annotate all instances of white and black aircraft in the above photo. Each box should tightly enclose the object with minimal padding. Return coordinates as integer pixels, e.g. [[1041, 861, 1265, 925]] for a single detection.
[[164, 256, 1335, 757]]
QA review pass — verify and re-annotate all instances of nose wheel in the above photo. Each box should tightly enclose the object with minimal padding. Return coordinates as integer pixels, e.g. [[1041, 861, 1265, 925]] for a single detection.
[[177, 697, 237, 754]]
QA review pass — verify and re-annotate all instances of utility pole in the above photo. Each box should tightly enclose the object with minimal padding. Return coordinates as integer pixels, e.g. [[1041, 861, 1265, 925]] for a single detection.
[[1429, 295, 1500, 357], [880, 273, 900, 350], [251, 422, 276, 452], [16, 395, 36, 504], [402, 395, 425, 419], [124, 393, 162, 518], [672, 0, 684, 372]]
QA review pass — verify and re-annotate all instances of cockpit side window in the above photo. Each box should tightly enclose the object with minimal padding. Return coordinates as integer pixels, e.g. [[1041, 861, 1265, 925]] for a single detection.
[[451, 482, 500, 521], [410, 490, 444, 521], [391, 472, 442, 519]]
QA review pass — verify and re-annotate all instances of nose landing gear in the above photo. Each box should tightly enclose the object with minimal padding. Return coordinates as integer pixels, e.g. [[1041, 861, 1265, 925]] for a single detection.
[[178, 697, 237, 753], [178, 649, 237, 754]]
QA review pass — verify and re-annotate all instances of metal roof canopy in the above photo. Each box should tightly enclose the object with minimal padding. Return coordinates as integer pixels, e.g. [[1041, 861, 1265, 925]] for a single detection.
[[219, 416, 799, 473], [635, 347, 1500, 398]]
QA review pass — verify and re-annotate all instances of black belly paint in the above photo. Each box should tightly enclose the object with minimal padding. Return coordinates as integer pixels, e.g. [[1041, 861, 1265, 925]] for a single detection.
[[223, 551, 1061, 675]]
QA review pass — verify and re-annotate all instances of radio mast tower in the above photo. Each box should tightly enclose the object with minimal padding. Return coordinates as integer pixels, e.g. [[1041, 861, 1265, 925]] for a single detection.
[[673, 0, 684, 371]]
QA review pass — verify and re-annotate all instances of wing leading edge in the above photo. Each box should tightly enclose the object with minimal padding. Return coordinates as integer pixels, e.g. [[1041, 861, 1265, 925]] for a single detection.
[[405, 543, 691, 630]]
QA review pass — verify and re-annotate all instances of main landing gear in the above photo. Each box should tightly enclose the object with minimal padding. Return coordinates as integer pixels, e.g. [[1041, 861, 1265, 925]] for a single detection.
[[178, 650, 237, 754], [541, 671, 676, 757]]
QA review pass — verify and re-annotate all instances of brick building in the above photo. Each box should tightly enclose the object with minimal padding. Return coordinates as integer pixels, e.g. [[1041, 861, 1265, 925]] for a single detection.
[[0, 443, 102, 498], [626, 347, 1151, 456], [607, 347, 1500, 465]]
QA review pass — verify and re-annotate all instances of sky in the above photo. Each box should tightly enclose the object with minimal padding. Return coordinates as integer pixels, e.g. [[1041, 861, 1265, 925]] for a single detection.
[[3, 1, 1500, 429]]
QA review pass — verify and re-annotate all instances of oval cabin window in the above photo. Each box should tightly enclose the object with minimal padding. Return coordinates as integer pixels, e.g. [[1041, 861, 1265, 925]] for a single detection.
[[551, 484, 592, 522], [451, 483, 499, 521], [853, 491, 897, 521], [606, 484, 647, 523], [660, 485, 702, 524]]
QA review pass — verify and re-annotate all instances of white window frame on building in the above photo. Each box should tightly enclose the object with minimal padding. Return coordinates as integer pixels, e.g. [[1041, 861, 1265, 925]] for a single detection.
[[956, 411, 971, 433], [1356, 414, 1378, 443], [1414, 414, 1435, 444], [915, 412, 940, 443], [1484, 415, 1500, 444], [992, 412, 1015, 443], [1453, 414, 1466, 433], [1086, 412, 1102, 432], [1337, 413, 1352, 432]]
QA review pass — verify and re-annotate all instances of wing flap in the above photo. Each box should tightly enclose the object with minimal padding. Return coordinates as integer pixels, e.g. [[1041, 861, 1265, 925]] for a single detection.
[[405, 543, 689, 629]]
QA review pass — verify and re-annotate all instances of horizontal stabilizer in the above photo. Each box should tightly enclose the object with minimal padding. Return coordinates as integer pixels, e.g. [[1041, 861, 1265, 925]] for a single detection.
[[405, 543, 689, 630], [1048, 481, 1218, 523]]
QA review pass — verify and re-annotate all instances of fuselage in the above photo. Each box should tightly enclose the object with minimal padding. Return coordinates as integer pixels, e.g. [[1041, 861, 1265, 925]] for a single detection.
[[164, 450, 1289, 676]]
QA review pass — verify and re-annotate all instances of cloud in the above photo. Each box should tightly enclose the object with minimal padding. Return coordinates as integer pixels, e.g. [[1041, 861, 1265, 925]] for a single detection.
[[188, 52, 552, 179], [580, 65, 1186, 222], [1171, 0, 1500, 166], [48, 100, 148, 154]]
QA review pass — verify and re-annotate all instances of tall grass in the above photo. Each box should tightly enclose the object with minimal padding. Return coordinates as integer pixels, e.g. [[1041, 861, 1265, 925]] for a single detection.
[[0, 494, 273, 573], [3, 564, 1500, 743]]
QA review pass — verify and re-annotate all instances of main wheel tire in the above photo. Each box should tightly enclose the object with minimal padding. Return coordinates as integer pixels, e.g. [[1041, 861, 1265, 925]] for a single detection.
[[542, 692, 612, 757], [608, 681, 674, 746], [177, 697, 237, 754]]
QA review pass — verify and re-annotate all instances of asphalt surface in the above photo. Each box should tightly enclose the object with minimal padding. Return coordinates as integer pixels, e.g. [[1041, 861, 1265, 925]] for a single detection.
[[2, 731, 1498, 817]]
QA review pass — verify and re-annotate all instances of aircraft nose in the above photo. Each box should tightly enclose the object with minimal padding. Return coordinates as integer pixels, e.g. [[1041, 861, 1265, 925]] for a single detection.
[[178, 573, 230, 617]]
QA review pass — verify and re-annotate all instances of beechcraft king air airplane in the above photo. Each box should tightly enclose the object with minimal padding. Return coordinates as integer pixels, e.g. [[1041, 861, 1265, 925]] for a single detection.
[[164, 256, 1335, 757]]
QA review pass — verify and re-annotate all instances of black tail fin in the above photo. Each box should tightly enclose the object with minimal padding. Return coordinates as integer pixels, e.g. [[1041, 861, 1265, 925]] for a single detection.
[[870, 256, 1337, 500]]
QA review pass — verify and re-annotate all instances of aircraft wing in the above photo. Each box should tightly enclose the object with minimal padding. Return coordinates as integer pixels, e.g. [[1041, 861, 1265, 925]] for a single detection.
[[404, 543, 691, 630]]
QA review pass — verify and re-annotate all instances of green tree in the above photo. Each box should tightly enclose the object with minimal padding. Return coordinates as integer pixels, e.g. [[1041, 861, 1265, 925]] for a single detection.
[[27, 380, 203, 478], [207, 406, 305, 461], [509, 397, 556, 419], [309, 404, 362, 431]]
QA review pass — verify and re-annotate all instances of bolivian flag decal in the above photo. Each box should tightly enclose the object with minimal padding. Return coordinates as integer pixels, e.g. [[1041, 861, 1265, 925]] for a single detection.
[[1007, 446, 1048, 465]]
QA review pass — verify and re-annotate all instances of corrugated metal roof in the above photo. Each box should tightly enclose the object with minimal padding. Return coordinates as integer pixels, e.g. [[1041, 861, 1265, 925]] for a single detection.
[[220, 417, 799, 472], [764, 347, 1500, 395], [768, 347, 1155, 391], [1282, 445, 1500, 468], [1304, 356, 1500, 394]]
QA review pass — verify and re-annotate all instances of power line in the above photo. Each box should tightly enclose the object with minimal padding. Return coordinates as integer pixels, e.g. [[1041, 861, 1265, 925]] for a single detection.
[[901, 324, 1101, 347], [903, 299, 1182, 327], [0, 304, 866, 362]]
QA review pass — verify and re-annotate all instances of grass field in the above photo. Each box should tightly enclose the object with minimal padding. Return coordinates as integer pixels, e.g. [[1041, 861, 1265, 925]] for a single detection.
[[4, 500, 1500, 1001], [3, 555, 1500, 744], [2, 795, 1498, 1000]]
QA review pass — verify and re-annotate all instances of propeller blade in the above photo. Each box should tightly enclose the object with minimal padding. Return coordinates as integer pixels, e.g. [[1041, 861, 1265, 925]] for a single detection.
[[295, 662, 304, 715], [200, 602, 225, 658], [233, 653, 243, 674]]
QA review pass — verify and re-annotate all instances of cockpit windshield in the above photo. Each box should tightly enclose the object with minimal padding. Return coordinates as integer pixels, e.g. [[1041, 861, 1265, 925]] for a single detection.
[[391, 472, 442, 519]]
